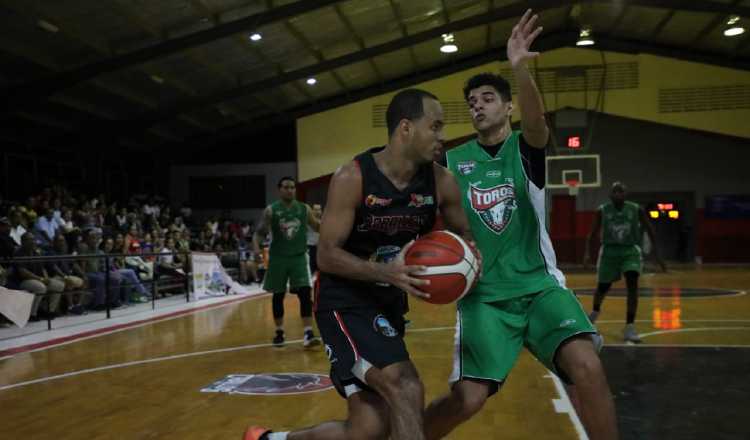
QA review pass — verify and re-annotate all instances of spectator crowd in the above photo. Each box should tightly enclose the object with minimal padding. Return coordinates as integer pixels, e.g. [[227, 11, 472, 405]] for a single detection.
[[0, 185, 261, 325]]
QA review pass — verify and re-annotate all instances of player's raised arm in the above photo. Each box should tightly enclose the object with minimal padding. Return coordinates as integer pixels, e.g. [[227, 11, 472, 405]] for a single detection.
[[507, 9, 549, 148], [316, 162, 430, 299]]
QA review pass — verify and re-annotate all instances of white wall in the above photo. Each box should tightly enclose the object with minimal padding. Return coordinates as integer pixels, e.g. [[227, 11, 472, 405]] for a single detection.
[[169, 162, 296, 224]]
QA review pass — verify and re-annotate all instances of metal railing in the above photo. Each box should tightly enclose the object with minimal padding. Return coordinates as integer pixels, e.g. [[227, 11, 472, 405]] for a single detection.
[[0, 249, 244, 330]]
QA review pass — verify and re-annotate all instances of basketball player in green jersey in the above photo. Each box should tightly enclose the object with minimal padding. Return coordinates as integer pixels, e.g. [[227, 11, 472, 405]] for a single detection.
[[424, 10, 618, 440], [584, 181, 666, 343], [253, 177, 322, 347]]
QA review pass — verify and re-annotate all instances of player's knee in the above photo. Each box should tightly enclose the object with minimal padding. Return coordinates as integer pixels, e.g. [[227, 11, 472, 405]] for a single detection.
[[373, 365, 423, 403], [567, 351, 605, 385], [454, 385, 488, 417]]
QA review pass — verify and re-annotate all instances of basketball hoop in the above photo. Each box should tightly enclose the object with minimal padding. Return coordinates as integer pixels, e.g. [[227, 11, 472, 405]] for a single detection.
[[566, 179, 580, 196]]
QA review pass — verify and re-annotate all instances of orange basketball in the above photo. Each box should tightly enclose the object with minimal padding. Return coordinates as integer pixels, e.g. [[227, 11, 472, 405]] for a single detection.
[[404, 230, 480, 304]]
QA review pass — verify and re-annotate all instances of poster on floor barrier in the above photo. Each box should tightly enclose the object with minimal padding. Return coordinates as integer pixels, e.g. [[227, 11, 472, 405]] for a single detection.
[[191, 252, 250, 300]]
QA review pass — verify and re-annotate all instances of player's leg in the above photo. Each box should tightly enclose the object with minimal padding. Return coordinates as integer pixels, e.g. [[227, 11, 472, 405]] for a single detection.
[[424, 300, 522, 440], [527, 287, 618, 440], [246, 390, 390, 440], [591, 247, 621, 322], [264, 255, 290, 346], [622, 246, 643, 342], [289, 253, 318, 346]]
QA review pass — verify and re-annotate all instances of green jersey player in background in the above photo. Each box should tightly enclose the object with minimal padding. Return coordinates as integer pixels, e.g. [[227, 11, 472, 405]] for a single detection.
[[585, 181, 666, 343]]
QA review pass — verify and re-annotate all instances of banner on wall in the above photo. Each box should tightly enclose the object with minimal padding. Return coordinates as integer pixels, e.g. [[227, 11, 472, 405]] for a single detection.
[[191, 252, 251, 300]]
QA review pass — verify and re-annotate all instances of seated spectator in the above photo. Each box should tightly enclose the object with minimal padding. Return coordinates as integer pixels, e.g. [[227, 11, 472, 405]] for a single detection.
[[35, 208, 59, 248], [158, 238, 186, 278], [47, 235, 87, 315], [116, 208, 129, 231], [78, 230, 122, 310], [124, 240, 154, 281], [9, 211, 27, 247], [141, 233, 155, 260], [179, 202, 192, 225], [58, 209, 77, 235], [171, 216, 186, 234], [103, 238, 150, 303], [0, 216, 15, 260], [12, 232, 64, 320]]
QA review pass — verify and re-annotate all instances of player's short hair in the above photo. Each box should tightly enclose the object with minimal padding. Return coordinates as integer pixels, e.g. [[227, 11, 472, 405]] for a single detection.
[[463, 73, 512, 102], [277, 176, 296, 188], [611, 181, 627, 191], [386, 88, 439, 137]]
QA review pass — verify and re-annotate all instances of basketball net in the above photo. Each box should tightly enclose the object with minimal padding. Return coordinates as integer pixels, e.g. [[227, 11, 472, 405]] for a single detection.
[[566, 179, 580, 196]]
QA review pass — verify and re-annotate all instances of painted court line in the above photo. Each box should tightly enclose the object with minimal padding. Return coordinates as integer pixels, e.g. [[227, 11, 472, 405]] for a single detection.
[[0, 292, 270, 360], [545, 372, 588, 440], [639, 326, 750, 338], [4, 323, 748, 392], [0, 338, 303, 391]]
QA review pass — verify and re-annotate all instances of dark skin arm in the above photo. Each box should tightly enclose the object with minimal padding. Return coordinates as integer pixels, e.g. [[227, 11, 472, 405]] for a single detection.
[[639, 208, 667, 272], [316, 161, 431, 300], [583, 209, 602, 268], [434, 164, 482, 268], [252, 206, 272, 255]]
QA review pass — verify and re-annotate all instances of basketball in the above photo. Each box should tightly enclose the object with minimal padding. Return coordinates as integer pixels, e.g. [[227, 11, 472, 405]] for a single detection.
[[404, 230, 480, 304]]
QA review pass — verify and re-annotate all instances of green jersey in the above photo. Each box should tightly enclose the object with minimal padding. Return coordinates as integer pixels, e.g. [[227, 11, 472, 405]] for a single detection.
[[446, 131, 563, 302], [268, 200, 308, 257], [600, 201, 641, 247]]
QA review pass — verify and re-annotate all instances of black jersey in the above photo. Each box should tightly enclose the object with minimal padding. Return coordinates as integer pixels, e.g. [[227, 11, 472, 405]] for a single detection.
[[316, 146, 438, 312]]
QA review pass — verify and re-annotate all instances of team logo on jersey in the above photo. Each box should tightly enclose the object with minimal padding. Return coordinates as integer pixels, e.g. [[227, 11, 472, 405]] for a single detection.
[[279, 218, 301, 240], [365, 194, 393, 208], [486, 170, 503, 178], [373, 315, 399, 337], [408, 193, 434, 208], [457, 161, 477, 176], [201, 373, 333, 395], [468, 184, 517, 234], [610, 223, 632, 243]]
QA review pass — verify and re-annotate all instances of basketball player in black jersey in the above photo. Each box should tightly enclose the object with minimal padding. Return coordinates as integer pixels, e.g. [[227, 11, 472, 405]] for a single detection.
[[245, 89, 476, 440]]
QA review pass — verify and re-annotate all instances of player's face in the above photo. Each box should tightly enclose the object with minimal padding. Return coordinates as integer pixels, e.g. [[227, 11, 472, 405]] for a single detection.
[[410, 98, 445, 163], [279, 180, 296, 201], [466, 85, 512, 133], [611, 187, 626, 204]]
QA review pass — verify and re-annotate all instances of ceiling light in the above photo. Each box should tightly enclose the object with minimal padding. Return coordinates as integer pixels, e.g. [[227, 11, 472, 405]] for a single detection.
[[576, 27, 595, 46], [724, 16, 745, 37], [150, 75, 164, 84], [440, 33, 459, 53], [249, 33, 262, 42], [37, 19, 59, 33], [306, 77, 317, 85]]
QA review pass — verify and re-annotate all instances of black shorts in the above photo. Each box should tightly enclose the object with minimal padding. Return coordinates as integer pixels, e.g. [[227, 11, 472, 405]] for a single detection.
[[315, 306, 408, 398]]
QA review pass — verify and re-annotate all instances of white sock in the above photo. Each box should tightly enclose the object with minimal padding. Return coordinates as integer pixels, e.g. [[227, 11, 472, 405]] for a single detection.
[[303, 326, 312, 332], [276, 326, 284, 332], [267, 432, 289, 440]]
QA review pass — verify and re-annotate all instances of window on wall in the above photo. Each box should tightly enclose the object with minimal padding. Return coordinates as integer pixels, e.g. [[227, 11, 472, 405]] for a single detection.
[[189, 175, 266, 209]]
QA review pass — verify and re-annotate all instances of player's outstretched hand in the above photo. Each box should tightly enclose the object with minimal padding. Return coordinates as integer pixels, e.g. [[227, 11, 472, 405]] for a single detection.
[[507, 8, 543, 69], [381, 240, 431, 300]]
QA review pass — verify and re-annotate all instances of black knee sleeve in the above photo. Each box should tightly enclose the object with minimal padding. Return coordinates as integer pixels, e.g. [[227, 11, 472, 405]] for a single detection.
[[295, 287, 313, 318], [272, 292, 286, 319]]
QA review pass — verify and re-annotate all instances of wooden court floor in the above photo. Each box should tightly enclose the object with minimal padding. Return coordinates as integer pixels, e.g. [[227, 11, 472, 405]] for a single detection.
[[1, 266, 749, 440]]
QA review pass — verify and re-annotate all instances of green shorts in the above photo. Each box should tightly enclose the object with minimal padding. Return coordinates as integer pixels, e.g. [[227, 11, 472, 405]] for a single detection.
[[451, 286, 595, 384], [262, 253, 312, 293], [597, 245, 642, 283]]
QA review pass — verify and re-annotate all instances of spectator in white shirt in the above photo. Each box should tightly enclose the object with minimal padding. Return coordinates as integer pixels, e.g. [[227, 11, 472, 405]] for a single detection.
[[9, 211, 27, 246]]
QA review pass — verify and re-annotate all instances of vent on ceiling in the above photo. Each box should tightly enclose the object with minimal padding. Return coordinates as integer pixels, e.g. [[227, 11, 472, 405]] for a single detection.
[[372, 62, 639, 127], [372, 101, 474, 128], [501, 62, 639, 93], [658, 85, 750, 113]]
